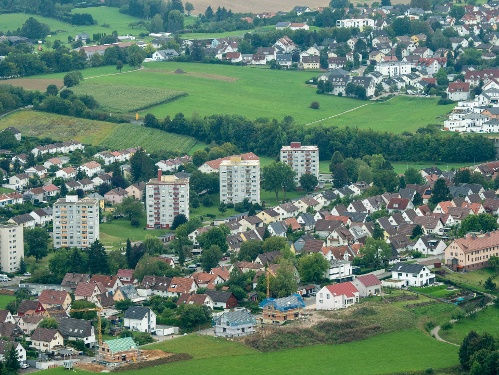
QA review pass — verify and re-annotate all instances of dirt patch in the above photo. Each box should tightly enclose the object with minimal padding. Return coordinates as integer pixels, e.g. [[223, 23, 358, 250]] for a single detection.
[[74, 362, 107, 372], [144, 68, 238, 82], [0, 78, 64, 91], [140, 349, 171, 361]]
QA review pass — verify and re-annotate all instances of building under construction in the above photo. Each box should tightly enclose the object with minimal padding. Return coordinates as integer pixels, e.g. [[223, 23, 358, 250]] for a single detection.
[[99, 337, 139, 366]]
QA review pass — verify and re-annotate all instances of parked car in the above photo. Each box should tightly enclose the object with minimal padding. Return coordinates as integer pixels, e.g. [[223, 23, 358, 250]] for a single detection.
[[23, 272, 31, 277], [20, 363, 29, 369]]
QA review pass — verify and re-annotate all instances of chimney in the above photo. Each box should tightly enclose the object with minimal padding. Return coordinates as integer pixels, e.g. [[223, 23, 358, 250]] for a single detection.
[[158, 169, 162, 180]]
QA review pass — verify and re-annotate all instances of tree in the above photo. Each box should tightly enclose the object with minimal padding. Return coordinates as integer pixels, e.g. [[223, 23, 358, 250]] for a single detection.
[[133, 254, 180, 281], [299, 173, 318, 192], [185, 2, 194, 15], [430, 178, 451, 205], [330, 0, 349, 8], [171, 214, 188, 230], [70, 300, 98, 320], [198, 226, 229, 253], [238, 240, 263, 261], [404, 168, 424, 185], [115, 298, 134, 313], [0, 130, 19, 149], [411, 225, 423, 239], [488, 255, 499, 274], [39, 317, 58, 329], [458, 213, 498, 237], [20, 17, 50, 39], [24, 227, 50, 261], [436, 68, 449, 86], [149, 14, 163, 33], [200, 245, 223, 271], [107, 250, 128, 274], [310, 101, 320, 109], [166, 10, 184, 33], [115, 197, 144, 221], [4, 343, 20, 374], [263, 236, 287, 254], [130, 148, 155, 182], [46, 84, 58, 96], [19, 256, 27, 274], [88, 240, 109, 275], [261, 161, 297, 202], [372, 222, 384, 240], [191, 150, 208, 167], [359, 238, 392, 269], [273, 259, 298, 298], [298, 253, 329, 283], [116, 60, 124, 72], [143, 236, 164, 255], [484, 276, 496, 291], [176, 304, 211, 330], [459, 331, 497, 370]]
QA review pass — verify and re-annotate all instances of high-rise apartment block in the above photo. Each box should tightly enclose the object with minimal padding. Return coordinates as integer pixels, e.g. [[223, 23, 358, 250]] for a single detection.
[[220, 156, 260, 205], [0, 224, 23, 273], [280, 142, 319, 183], [53, 195, 99, 248], [146, 171, 189, 229]]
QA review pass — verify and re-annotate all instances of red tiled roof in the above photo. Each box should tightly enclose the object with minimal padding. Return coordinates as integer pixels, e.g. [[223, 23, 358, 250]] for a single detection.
[[38, 290, 69, 305], [325, 282, 359, 298], [355, 274, 381, 287]]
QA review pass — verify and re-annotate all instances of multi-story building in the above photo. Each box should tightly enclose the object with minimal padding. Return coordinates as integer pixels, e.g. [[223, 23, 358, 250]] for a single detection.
[[279, 142, 319, 185], [146, 171, 189, 229], [53, 195, 99, 248], [0, 224, 23, 273], [220, 156, 260, 205], [336, 18, 375, 30], [445, 231, 499, 271]]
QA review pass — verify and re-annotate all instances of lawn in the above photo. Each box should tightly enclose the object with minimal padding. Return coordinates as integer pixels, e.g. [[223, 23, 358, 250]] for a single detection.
[[0, 8, 148, 47], [0, 110, 199, 154], [439, 306, 499, 344], [99, 218, 170, 249], [71, 83, 186, 113], [0, 295, 15, 309], [309, 96, 454, 133], [38, 330, 458, 375], [410, 285, 460, 299], [440, 268, 499, 294], [392, 162, 472, 175]]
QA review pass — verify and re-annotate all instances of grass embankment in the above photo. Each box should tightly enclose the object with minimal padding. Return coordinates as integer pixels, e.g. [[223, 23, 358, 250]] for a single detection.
[[0, 295, 15, 309], [440, 268, 499, 294], [0, 110, 198, 154]]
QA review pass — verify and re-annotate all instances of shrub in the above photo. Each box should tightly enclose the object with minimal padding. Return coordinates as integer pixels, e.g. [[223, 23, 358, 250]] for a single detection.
[[130, 218, 140, 227], [310, 101, 320, 109], [441, 322, 453, 330]]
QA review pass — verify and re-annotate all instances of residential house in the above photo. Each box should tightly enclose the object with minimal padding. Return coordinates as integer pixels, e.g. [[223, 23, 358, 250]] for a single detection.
[[74, 282, 105, 305], [351, 274, 382, 297], [17, 300, 46, 317], [38, 290, 71, 311], [445, 230, 499, 271], [123, 307, 156, 333], [315, 282, 360, 310], [447, 81, 471, 101], [214, 309, 256, 337], [89, 275, 123, 294], [412, 235, 447, 256], [104, 188, 128, 205], [0, 341, 25, 364], [167, 277, 197, 297], [61, 273, 90, 290], [205, 290, 238, 309], [57, 317, 96, 347], [116, 269, 134, 285], [99, 337, 139, 366], [30, 328, 64, 353], [259, 294, 305, 323], [152, 49, 179, 61], [177, 294, 214, 309], [390, 263, 435, 287]]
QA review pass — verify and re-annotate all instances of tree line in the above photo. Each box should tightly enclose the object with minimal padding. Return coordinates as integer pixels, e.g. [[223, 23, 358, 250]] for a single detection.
[[144, 113, 495, 163]]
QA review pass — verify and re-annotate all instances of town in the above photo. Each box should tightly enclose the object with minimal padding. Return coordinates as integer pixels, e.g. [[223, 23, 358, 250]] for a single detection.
[[0, 0, 498, 374]]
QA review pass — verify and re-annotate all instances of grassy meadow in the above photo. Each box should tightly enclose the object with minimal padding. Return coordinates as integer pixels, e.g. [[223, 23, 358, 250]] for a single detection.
[[100, 218, 169, 249], [0, 111, 198, 154], [0, 295, 15, 309]]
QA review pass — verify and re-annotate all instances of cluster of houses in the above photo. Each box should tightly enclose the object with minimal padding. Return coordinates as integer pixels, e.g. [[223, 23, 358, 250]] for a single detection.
[[444, 69, 499, 132]]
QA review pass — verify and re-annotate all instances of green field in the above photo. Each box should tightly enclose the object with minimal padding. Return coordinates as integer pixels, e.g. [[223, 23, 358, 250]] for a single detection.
[[0, 295, 15, 309], [0, 8, 148, 46], [392, 162, 472, 175], [71, 83, 186, 113], [39, 330, 458, 375], [410, 285, 460, 299], [0, 110, 198, 154], [100, 218, 169, 249], [439, 306, 499, 344], [440, 268, 499, 294], [309, 96, 454, 133]]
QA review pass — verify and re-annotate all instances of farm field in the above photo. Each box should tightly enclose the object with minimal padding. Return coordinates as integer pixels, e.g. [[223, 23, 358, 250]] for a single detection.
[[38, 329, 458, 375], [0, 110, 199, 154], [438, 306, 499, 345], [0, 8, 148, 46], [71, 83, 186, 113]]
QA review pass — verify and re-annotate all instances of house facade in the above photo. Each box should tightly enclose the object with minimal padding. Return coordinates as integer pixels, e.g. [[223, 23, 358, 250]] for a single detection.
[[214, 309, 256, 337], [316, 282, 360, 310]]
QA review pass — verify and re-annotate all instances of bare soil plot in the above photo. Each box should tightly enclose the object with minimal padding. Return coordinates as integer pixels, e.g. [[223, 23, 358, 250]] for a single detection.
[[0, 78, 64, 91]]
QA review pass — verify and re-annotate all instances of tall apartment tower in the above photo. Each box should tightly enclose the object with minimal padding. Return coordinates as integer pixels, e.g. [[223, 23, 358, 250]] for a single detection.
[[0, 224, 23, 273], [53, 195, 99, 249], [220, 156, 260, 205], [280, 142, 319, 184], [146, 171, 189, 229]]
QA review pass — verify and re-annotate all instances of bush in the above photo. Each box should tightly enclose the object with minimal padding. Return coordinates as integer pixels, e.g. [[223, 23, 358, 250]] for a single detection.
[[130, 218, 140, 227], [438, 98, 454, 105], [441, 322, 453, 330], [310, 101, 320, 109]]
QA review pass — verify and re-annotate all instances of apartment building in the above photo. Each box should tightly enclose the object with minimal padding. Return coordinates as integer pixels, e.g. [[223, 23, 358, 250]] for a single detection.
[[220, 156, 260, 205], [336, 18, 375, 30], [146, 171, 189, 229], [53, 196, 99, 248], [445, 231, 499, 271], [0, 224, 23, 273], [279, 142, 319, 185]]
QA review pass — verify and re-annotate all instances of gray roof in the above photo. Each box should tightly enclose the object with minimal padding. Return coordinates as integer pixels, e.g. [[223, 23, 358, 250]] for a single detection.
[[269, 221, 287, 236], [216, 309, 255, 326], [120, 285, 139, 300], [298, 213, 315, 226], [124, 306, 151, 320], [205, 290, 234, 303], [392, 262, 425, 274], [57, 317, 92, 338]]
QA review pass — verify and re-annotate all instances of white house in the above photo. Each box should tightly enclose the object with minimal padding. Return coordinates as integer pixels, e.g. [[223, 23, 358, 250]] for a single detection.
[[326, 260, 353, 281], [315, 282, 360, 310], [214, 309, 256, 337], [351, 274, 382, 297], [123, 306, 156, 333], [58, 318, 96, 348], [0, 340, 26, 364], [152, 49, 179, 61], [412, 235, 447, 256], [390, 262, 435, 287], [30, 328, 64, 353]]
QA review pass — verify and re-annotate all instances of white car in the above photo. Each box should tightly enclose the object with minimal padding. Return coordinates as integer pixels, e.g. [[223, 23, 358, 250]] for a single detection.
[[23, 272, 31, 277], [20, 363, 29, 369]]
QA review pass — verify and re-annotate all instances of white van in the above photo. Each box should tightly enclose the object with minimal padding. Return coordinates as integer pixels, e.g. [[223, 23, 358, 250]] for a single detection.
[[0, 275, 10, 282]]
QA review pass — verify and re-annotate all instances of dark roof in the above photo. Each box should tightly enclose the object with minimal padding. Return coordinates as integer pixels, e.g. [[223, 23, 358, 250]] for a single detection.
[[205, 290, 235, 303], [17, 300, 41, 315], [392, 262, 425, 274], [124, 306, 152, 320], [30, 327, 60, 342], [57, 318, 92, 338]]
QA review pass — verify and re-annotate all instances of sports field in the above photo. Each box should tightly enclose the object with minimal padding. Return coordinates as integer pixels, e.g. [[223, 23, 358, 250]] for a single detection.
[[0, 110, 198, 154]]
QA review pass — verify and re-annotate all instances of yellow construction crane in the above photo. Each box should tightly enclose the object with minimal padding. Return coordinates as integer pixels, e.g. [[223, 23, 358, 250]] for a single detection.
[[70, 307, 103, 346]]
